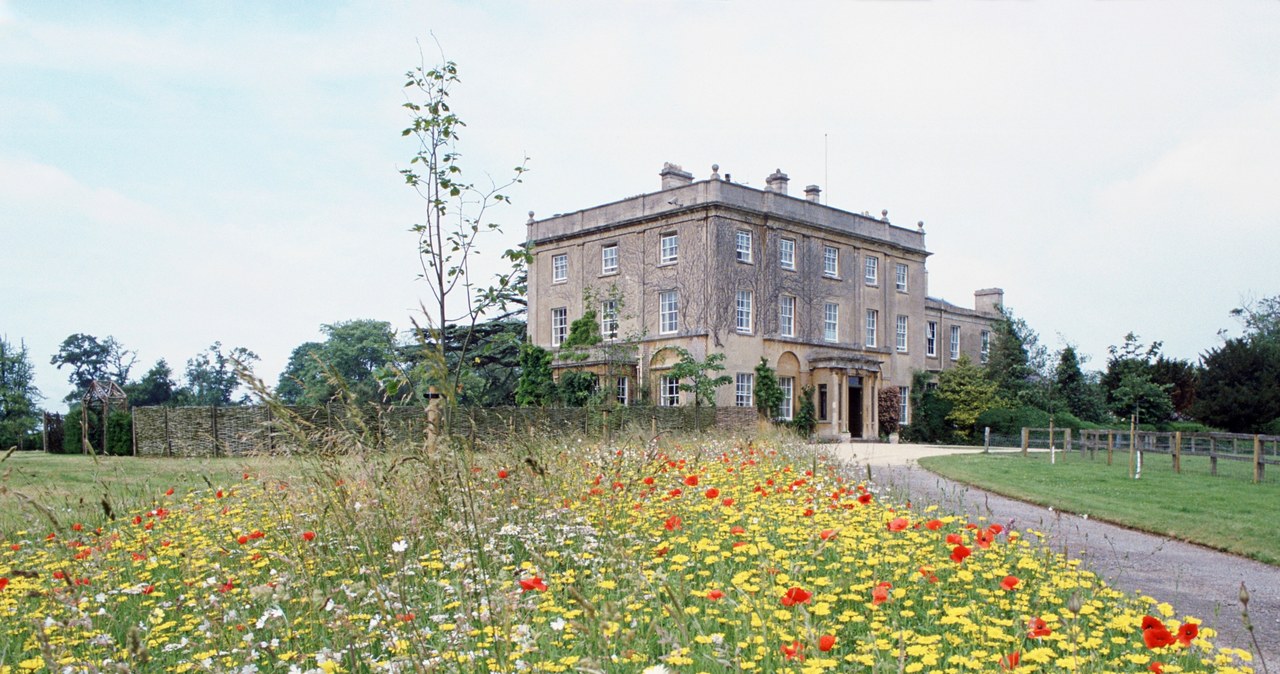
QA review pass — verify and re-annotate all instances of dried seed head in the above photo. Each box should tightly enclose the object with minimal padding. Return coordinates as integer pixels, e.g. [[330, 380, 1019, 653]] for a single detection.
[[1066, 593, 1083, 616], [1239, 581, 1250, 607]]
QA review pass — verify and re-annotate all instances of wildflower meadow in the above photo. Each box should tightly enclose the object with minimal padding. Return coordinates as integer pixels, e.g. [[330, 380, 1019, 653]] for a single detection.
[[0, 436, 1259, 673]]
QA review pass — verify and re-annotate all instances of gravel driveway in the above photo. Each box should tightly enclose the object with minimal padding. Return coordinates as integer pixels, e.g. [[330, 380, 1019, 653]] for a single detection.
[[830, 442, 1280, 667]]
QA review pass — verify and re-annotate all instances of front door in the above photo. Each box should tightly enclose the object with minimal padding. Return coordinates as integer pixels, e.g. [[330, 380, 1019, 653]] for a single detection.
[[848, 378, 863, 438]]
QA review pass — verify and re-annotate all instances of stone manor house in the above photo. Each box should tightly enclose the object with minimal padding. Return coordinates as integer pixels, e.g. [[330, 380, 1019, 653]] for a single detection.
[[526, 162, 1003, 440]]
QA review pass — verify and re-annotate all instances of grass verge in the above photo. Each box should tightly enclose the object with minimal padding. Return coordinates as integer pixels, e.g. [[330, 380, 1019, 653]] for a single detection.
[[919, 450, 1280, 566]]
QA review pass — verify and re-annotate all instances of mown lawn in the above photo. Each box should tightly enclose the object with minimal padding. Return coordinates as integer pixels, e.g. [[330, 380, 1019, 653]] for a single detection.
[[0, 450, 300, 534], [919, 450, 1280, 566]]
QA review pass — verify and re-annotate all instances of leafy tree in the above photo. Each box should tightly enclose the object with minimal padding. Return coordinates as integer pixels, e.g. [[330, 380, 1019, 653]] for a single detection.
[[792, 385, 817, 438], [0, 336, 41, 449], [1193, 300, 1280, 432], [50, 334, 134, 402], [937, 355, 1002, 437], [1102, 333, 1174, 423], [515, 343, 555, 406], [753, 357, 783, 421], [1053, 346, 1108, 422], [670, 348, 732, 430], [1111, 371, 1174, 426], [177, 342, 259, 406], [555, 370, 597, 407], [563, 310, 601, 349], [401, 57, 527, 406], [277, 320, 399, 405], [124, 359, 177, 407], [984, 308, 1042, 404], [1150, 356, 1198, 418], [902, 371, 953, 444]]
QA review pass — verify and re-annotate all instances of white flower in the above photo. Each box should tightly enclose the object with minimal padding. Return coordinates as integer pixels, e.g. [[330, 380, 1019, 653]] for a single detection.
[[642, 666, 670, 674], [392, 540, 408, 554], [550, 617, 566, 631]]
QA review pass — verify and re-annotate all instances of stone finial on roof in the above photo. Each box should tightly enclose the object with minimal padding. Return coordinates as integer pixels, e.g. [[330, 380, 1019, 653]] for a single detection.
[[710, 164, 721, 181]]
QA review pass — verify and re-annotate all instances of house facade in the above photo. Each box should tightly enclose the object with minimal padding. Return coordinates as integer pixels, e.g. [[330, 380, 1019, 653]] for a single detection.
[[526, 162, 1003, 439]]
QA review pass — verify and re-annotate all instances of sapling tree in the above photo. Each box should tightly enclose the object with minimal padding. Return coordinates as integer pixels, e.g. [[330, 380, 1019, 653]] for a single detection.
[[400, 56, 527, 405], [670, 348, 732, 431]]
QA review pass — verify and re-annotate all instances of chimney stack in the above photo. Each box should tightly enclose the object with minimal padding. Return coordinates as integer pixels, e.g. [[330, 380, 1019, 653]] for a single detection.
[[974, 288, 1005, 315], [765, 169, 789, 195], [804, 185, 821, 203], [660, 162, 694, 190]]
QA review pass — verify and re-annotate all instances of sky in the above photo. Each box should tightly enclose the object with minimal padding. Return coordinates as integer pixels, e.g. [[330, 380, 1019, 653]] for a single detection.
[[2, 0, 1278, 409]]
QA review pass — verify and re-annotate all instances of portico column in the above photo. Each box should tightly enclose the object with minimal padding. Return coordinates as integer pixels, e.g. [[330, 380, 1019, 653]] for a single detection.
[[868, 374, 879, 439], [830, 369, 839, 433]]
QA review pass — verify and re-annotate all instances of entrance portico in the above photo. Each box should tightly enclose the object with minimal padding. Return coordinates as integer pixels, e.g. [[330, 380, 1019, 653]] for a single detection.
[[808, 353, 884, 441]]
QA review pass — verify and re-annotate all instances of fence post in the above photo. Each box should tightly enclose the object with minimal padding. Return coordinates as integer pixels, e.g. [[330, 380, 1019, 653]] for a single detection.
[[983, 426, 990, 454], [425, 387, 441, 454], [1173, 431, 1182, 474], [1020, 427, 1029, 456], [1255, 435, 1264, 484], [651, 415, 657, 441], [1064, 427, 1072, 454], [1210, 437, 1218, 477], [1128, 416, 1137, 479], [131, 407, 137, 457], [210, 405, 219, 458], [1106, 431, 1113, 465], [1049, 417, 1056, 465]]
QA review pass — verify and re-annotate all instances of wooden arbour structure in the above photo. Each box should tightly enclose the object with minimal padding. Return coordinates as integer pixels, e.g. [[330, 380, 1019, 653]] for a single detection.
[[82, 381, 127, 454]]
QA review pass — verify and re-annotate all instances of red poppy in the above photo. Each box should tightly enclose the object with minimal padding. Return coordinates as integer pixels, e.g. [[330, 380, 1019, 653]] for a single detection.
[[1000, 651, 1020, 671], [802, 508, 815, 517], [685, 475, 699, 487], [519, 576, 548, 593], [302, 531, 316, 542], [780, 586, 812, 606], [1149, 662, 1164, 674], [397, 613, 415, 622], [925, 519, 943, 531], [946, 533, 963, 545], [705, 487, 720, 499], [165, 488, 174, 496], [950, 545, 971, 563], [237, 535, 249, 545], [730, 525, 746, 535], [1000, 575, 1020, 591], [216, 490, 224, 499], [988, 523, 1004, 534], [497, 469, 509, 479], [250, 530, 265, 539], [819, 529, 838, 541], [706, 589, 725, 601], [872, 582, 892, 606], [643, 476, 655, 485], [141, 584, 155, 594], [668, 488, 683, 498], [664, 515, 682, 531], [1142, 615, 1175, 649], [887, 517, 909, 532], [0, 578, 7, 591], [219, 580, 234, 593], [1176, 622, 1198, 646], [818, 634, 836, 652], [722, 497, 735, 507], [72, 523, 83, 532], [780, 640, 804, 661], [1028, 617, 1051, 639], [857, 493, 873, 505], [976, 529, 995, 549]]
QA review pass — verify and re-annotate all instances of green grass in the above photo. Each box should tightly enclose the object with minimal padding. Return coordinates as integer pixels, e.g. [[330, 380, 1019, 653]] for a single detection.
[[919, 449, 1280, 566], [0, 450, 298, 534]]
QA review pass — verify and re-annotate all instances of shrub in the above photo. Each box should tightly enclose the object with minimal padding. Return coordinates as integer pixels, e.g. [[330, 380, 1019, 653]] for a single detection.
[[791, 386, 816, 438], [974, 406, 1050, 437]]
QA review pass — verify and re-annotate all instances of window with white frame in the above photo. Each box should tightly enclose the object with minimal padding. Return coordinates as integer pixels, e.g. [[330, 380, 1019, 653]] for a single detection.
[[779, 238, 796, 270], [601, 244, 618, 275], [865, 309, 878, 347], [735, 373, 754, 407], [899, 386, 910, 425], [659, 375, 680, 406], [736, 230, 752, 263], [823, 245, 839, 277], [981, 330, 991, 363], [778, 376, 794, 420], [895, 263, 908, 292], [552, 254, 568, 283], [551, 307, 568, 346], [823, 302, 839, 342], [950, 325, 961, 360], [660, 233, 678, 264], [659, 290, 679, 334], [779, 295, 796, 337], [927, 321, 938, 357], [896, 315, 909, 353], [864, 255, 878, 285], [735, 290, 753, 333], [600, 300, 619, 340], [616, 376, 629, 405]]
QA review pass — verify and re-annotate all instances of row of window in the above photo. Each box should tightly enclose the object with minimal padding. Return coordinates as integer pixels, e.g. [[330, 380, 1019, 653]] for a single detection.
[[550, 233, 910, 292], [553, 298, 990, 362]]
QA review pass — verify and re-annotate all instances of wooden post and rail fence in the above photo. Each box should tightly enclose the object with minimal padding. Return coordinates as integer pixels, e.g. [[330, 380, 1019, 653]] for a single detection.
[[1019, 427, 1280, 484]]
